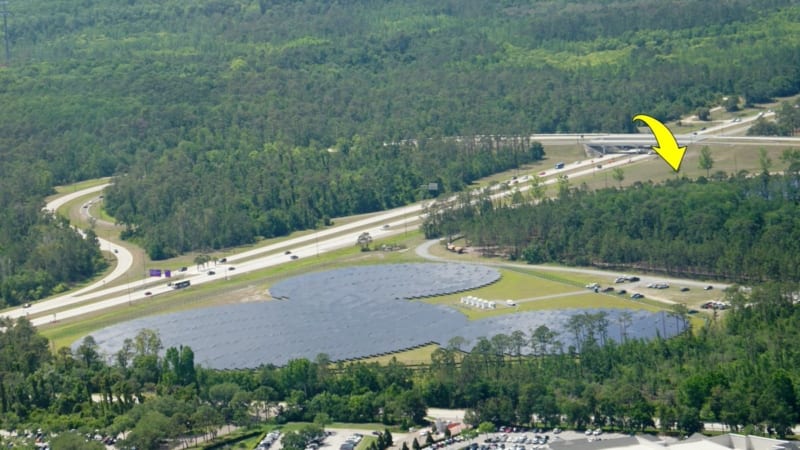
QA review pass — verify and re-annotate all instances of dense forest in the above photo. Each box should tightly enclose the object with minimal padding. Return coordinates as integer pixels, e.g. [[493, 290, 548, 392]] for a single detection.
[[423, 160, 800, 282], [0, 200, 106, 307], [0, 0, 798, 259], [104, 138, 545, 258], [2, 282, 800, 449]]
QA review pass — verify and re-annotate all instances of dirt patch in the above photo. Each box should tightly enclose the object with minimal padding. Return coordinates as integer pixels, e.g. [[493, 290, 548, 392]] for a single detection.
[[216, 284, 273, 304]]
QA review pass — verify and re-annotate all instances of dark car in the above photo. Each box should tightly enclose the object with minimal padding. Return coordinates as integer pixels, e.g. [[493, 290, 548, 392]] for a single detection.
[[291, 255, 299, 260], [228, 266, 235, 271], [631, 293, 644, 299], [179, 266, 187, 272], [144, 291, 152, 296], [617, 289, 627, 295], [628, 276, 640, 282], [602, 287, 614, 292], [704, 285, 713, 290], [680, 287, 690, 292], [219, 257, 227, 263], [208, 270, 216, 275]]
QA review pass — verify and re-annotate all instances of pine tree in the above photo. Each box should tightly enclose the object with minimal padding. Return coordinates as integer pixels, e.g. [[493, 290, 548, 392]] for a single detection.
[[383, 429, 393, 448]]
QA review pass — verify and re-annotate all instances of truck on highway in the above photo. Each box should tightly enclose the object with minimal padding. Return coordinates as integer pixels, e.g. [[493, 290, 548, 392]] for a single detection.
[[173, 280, 191, 290]]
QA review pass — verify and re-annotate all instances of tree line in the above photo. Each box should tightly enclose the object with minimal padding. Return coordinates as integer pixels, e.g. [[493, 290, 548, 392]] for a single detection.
[[0, 192, 107, 307], [4, 281, 800, 448], [423, 167, 800, 283]]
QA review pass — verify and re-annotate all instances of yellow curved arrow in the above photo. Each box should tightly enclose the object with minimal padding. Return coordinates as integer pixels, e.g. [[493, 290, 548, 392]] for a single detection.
[[632, 114, 687, 172]]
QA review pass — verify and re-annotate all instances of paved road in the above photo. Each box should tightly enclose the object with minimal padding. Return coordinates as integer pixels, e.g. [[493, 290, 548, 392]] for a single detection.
[[4, 155, 636, 326], [1, 183, 135, 321], [3, 115, 786, 327], [415, 240, 730, 309]]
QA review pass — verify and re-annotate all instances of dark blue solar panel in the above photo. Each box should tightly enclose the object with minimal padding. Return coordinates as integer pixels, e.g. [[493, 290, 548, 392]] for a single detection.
[[83, 263, 686, 369]]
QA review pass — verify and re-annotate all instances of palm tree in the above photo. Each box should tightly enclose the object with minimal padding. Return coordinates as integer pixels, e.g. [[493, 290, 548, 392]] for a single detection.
[[194, 254, 210, 270], [356, 232, 372, 251]]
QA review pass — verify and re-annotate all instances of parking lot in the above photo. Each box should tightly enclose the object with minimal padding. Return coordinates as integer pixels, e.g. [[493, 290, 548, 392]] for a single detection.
[[419, 428, 631, 450], [322, 428, 411, 450]]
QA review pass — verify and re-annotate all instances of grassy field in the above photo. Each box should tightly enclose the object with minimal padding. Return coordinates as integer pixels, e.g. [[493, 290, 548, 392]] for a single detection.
[[420, 266, 660, 321], [49, 177, 111, 196], [327, 423, 401, 432], [354, 344, 441, 366], [424, 238, 720, 316], [224, 428, 270, 450], [470, 143, 587, 189], [564, 141, 797, 195], [355, 436, 378, 450]]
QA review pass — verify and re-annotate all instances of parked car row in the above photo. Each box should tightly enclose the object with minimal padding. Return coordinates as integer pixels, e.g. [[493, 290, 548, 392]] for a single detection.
[[614, 275, 640, 283], [426, 435, 466, 450], [488, 435, 550, 446], [586, 282, 637, 297], [702, 301, 730, 310], [257, 430, 281, 450], [340, 432, 363, 450], [464, 430, 554, 450]]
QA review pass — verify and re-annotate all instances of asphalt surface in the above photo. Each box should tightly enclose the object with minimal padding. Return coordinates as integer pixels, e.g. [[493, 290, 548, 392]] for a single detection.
[[2, 115, 796, 326]]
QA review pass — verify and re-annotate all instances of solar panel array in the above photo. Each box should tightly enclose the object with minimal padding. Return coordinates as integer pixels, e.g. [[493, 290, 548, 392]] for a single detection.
[[84, 263, 686, 369]]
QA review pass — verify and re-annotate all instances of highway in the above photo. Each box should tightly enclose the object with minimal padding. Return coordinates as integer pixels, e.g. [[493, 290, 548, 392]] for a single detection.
[[3, 153, 639, 326], [3, 115, 799, 327], [1, 183, 136, 321]]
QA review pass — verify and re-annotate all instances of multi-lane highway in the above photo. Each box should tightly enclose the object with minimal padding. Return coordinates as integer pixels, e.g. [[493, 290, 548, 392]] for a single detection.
[[4, 116, 799, 327], [4, 153, 642, 326]]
